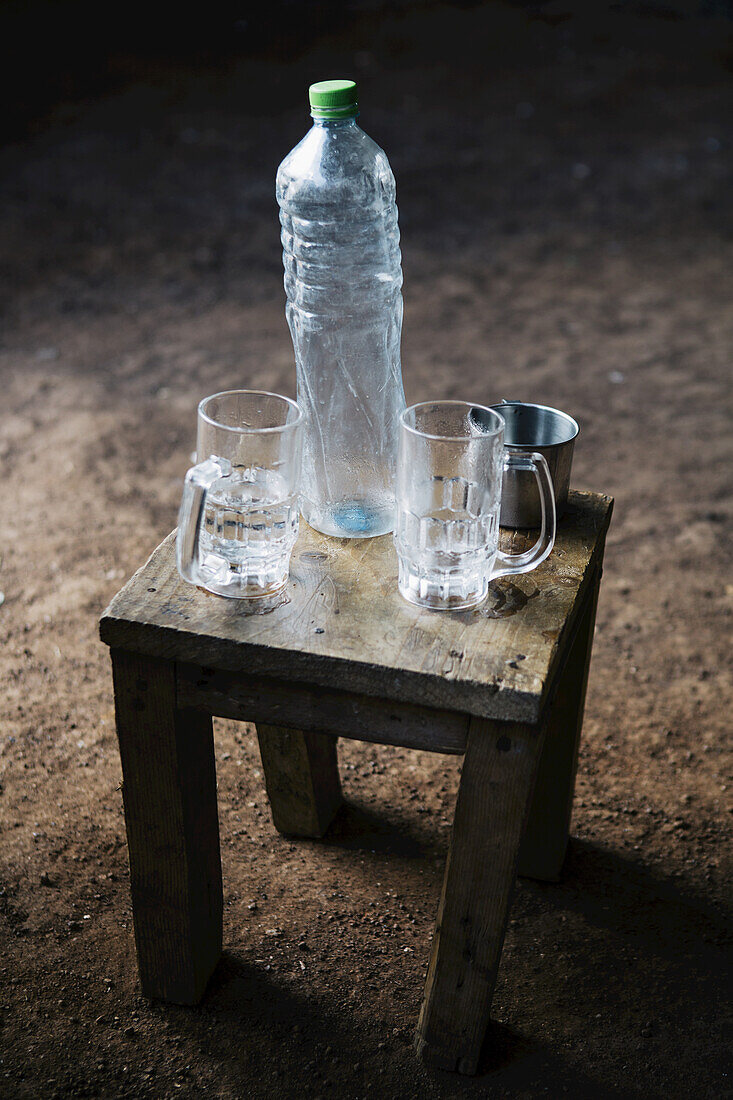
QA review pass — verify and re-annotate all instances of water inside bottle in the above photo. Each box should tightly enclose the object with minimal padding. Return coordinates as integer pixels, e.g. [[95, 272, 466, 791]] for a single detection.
[[302, 493, 395, 539]]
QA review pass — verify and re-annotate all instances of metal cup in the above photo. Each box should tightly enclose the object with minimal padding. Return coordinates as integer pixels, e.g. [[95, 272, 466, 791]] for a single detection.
[[489, 401, 580, 527]]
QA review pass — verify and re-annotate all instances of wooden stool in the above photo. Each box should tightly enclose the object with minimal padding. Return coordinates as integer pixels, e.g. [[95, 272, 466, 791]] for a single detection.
[[100, 490, 612, 1075]]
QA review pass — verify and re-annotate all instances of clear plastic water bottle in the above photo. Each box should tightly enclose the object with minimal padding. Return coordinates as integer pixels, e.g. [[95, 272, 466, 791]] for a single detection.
[[276, 79, 405, 538]]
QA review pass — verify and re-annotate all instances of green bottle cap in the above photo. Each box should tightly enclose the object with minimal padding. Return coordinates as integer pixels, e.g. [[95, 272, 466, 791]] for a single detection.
[[309, 79, 358, 118]]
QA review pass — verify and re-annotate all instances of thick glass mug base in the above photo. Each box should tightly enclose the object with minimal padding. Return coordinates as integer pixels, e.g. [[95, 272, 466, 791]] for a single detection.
[[396, 554, 490, 611], [196, 552, 291, 600]]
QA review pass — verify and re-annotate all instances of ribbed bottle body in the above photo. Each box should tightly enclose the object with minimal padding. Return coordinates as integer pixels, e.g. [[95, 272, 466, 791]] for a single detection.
[[276, 118, 405, 537]]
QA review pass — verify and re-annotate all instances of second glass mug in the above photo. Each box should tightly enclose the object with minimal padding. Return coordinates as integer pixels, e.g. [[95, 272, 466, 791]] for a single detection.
[[177, 390, 303, 598], [394, 401, 556, 610]]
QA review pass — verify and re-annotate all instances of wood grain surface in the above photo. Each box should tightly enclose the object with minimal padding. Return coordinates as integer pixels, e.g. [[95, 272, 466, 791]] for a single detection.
[[415, 717, 544, 1074], [518, 565, 602, 880], [100, 491, 613, 724], [255, 725, 343, 838], [111, 650, 222, 1003], [176, 664, 470, 754]]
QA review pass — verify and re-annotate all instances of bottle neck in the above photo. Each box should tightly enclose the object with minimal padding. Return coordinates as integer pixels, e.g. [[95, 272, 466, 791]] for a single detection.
[[311, 115, 358, 129]]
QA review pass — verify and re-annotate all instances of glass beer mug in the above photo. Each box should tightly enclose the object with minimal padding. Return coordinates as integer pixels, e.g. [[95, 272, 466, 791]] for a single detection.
[[177, 390, 303, 598], [394, 401, 556, 610]]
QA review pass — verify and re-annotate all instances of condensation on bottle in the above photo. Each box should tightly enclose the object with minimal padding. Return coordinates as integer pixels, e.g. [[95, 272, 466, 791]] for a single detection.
[[276, 79, 405, 538]]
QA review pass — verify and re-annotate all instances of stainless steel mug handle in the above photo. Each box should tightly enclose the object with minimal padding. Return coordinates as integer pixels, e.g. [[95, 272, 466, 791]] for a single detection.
[[492, 451, 556, 578], [176, 455, 232, 585]]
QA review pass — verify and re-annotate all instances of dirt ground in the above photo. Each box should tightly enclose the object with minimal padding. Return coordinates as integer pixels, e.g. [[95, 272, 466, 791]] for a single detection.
[[1, 2, 732, 1097]]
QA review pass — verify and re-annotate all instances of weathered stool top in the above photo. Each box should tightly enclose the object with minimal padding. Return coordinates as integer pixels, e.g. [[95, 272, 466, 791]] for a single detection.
[[100, 490, 612, 724]]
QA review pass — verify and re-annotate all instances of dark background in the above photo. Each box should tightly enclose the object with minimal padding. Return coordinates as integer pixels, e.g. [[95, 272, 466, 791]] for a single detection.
[[5, 0, 733, 138], [0, 2, 731, 1098]]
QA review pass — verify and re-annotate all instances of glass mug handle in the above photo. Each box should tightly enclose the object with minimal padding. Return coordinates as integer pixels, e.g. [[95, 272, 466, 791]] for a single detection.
[[176, 455, 232, 585], [492, 451, 556, 578]]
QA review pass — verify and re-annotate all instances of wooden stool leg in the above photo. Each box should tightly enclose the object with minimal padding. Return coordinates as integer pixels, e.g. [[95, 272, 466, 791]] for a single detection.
[[256, 725, 342, 838], [518, 570, 602, 881], [111, 649, 222, 1004], [416, 718, 544, 1074]]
